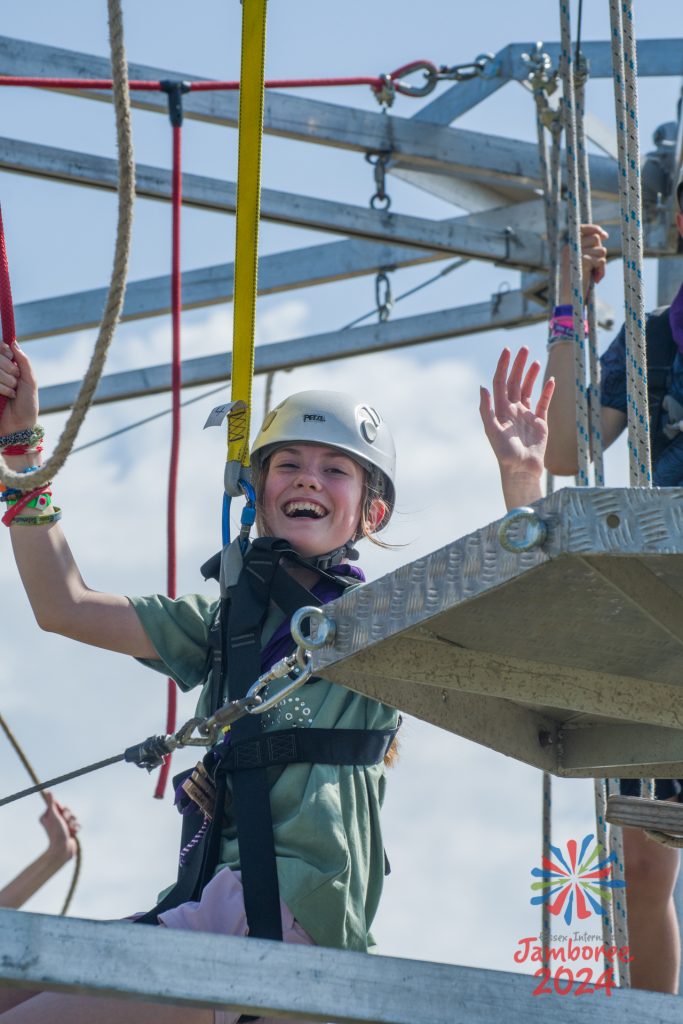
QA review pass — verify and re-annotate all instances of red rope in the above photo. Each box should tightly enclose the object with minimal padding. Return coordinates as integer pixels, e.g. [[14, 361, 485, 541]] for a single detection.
[[0, 68, 436, 95], [0, 205, 17, 424], [154, 121, 182, 800], [0, 75, 383, 91]]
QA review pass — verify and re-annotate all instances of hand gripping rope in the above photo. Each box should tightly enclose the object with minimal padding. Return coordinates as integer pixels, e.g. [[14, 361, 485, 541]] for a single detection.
[[0, 607, 331, 809]]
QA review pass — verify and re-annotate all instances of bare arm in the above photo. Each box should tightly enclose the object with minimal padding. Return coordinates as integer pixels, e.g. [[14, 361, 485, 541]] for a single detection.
[[0, 794, 79, 909], [544, 224, 626, 475], [1, 343, 156, 658]]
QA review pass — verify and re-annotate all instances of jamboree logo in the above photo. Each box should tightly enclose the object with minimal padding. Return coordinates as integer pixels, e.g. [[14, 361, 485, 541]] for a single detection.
[[513, 834, 632, 997], [530, 833, 625, 925]]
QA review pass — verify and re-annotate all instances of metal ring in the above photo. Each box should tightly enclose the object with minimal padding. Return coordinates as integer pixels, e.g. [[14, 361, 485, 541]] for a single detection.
[[497, 507, 548, 553], [290, 606, 336, 650], [370, 193, 391, 211]]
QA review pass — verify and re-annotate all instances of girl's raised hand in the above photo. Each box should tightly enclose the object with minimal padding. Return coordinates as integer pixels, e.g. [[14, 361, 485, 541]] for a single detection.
[[0, 342, 39, 436], [479, 347, 555, 488]]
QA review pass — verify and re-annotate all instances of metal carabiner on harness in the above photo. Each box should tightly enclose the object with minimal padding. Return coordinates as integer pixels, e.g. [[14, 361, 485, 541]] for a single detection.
[[245, 605, 336, 714]]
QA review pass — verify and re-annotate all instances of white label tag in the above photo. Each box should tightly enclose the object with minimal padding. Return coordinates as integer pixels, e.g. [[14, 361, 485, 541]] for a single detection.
[[204, 400, 245, 429]]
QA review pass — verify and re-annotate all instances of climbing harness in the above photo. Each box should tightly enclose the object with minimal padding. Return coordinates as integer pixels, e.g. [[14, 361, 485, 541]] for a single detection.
[[132, 539, 399, 942]]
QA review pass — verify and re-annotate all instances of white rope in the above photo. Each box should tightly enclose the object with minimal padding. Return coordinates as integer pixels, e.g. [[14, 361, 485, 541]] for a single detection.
[[593, 778, 617, 976], [574, 61, 605, 486], [608, 0, 651, 487], [558, 1, 591, 487], [607, 779, 631, 987]]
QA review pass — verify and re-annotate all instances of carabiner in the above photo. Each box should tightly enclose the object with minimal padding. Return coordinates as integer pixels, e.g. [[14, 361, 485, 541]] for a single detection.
[[388, 60, 439, 98], [246, 655, 313, 715]]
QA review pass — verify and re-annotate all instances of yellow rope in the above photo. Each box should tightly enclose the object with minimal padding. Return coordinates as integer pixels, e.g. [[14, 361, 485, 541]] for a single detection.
[[0, 712, 81, 916], [227, 0, 268, 479]]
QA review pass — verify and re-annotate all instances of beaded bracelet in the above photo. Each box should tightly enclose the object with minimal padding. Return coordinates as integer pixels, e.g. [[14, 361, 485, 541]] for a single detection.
[[0, 424, 44, 450]]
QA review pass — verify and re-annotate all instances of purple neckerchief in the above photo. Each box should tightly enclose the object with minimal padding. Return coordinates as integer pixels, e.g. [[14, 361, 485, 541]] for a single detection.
[[259, 563, 365, 673], [669, 282, 683, 355]]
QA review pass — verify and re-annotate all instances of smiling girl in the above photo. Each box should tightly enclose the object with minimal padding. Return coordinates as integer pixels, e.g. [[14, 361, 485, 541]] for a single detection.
[[0, 342, 552, 1024]]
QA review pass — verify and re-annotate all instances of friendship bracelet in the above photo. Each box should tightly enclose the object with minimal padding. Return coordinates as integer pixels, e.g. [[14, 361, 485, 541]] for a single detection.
[[4, 490, 53, 511], [0, 487, 23, 503], [1, 444, 43, 457], [2, 483, 53, 527], [0, 424, 44, 448], [10, 507, 62, 527]]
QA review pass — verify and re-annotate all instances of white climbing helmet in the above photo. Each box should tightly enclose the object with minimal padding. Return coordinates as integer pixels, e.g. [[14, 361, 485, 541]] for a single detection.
[[251, 390, 396, 526]]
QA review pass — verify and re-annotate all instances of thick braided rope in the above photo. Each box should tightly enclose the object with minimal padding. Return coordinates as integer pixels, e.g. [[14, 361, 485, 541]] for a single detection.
[[609, 0, 651, 487], [575, 70, 605, 486], [0, 0, 134, 491], [558, 1, 591, 487], [607, 779, 630, 986], [0, 712, 81, 916]]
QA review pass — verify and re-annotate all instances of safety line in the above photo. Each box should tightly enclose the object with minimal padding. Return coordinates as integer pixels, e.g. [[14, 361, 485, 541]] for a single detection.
[[558, 1, 591, 488], [574, 61, 605, 486], [154, 108, 184, 801], [0, 62, 438, 99], [226, 0, 268, 484], [0, 712, 81, 915], [608, 0, 651, 487]]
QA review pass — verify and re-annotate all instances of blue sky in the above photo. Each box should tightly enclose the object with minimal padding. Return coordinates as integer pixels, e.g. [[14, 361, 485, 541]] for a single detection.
[[0, 0, 682, 983]]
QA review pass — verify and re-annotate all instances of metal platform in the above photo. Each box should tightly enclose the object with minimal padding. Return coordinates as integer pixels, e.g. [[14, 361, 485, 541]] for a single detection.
[[309, 487, 683, 779]]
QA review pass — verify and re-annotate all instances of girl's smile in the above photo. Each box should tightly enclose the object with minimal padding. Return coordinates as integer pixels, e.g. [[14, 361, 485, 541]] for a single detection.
[[262, 443, 365, 558]]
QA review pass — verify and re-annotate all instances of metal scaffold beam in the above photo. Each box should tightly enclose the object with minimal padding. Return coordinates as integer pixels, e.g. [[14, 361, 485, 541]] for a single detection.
[[0, 36, 620, 195], [0, 137, 547, 266], [39, 288, 543, 412], [0, 909, 678, 1023], [14, 238, 450, 342]]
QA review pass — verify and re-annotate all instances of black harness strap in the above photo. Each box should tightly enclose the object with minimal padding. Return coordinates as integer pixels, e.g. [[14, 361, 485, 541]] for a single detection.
[[216, 726, 398, 773], [221, 541, 288, 941]]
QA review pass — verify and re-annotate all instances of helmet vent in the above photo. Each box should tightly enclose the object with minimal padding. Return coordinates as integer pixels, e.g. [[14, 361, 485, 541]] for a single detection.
[[360, 419, 378, 443]]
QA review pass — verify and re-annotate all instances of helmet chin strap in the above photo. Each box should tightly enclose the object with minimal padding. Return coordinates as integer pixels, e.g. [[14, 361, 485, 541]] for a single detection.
[[307, 539, 359, 571]]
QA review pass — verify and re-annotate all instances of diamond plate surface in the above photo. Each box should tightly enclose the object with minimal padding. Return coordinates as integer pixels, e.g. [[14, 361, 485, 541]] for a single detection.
[[311, 487, 683, 679]]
